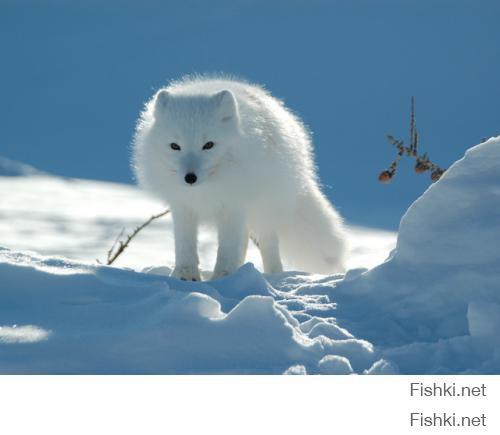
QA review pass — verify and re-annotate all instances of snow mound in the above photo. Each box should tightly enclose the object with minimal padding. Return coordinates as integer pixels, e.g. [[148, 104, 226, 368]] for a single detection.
[[331, 136, 500, 374], [397, 137, 500, 267], [318, 355, 353, 375], [0, 155, 46, 177], [0, 248, 378, 374]]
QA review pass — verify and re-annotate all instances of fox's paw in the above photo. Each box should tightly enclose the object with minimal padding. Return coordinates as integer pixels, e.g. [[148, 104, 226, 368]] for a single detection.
[[171, 265, 201, 282]]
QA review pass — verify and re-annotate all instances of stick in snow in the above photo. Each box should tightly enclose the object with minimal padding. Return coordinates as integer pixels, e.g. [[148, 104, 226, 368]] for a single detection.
[[105, 209, 170, 265]]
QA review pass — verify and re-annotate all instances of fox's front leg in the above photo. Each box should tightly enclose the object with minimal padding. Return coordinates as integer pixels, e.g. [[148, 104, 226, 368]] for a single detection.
[[171, 207, 201, 281], [212, 210, 248, 280]]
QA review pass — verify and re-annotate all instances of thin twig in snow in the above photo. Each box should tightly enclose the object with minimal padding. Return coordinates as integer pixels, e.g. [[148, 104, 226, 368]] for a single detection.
[[106, 209, 170, 265]]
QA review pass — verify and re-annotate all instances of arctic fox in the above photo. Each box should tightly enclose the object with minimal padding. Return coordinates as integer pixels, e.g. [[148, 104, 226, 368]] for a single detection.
[[133, 76, 347, 280]]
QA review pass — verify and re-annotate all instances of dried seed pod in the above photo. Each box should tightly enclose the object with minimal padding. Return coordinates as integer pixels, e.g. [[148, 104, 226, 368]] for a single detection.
[[378, 170, 394, 183], [381, 97, 446, 185], [431, 168, 445, 182], [414, 160, 429, 173]]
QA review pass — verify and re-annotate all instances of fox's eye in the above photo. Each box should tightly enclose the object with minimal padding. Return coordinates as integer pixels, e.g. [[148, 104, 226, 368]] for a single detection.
[[170, 143, 181, 151], [203, 141, 215, 150]]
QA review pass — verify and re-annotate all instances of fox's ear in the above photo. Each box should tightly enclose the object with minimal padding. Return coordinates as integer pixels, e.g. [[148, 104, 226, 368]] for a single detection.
[[213, 90, 239, 123], [154, 90, 170, 113]]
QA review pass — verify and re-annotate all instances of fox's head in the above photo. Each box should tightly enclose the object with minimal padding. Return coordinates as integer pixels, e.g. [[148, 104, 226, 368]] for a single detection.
[[148, 89, 240, 186]]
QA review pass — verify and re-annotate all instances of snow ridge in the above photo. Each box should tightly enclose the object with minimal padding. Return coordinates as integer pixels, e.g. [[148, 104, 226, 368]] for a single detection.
[[0, 248, 379, 374]]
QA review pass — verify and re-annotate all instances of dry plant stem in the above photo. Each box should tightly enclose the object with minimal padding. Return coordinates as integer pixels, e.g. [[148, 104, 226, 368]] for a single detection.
[[386, 134, 442, 172], [379, 97, 446, 182], [106, 209, 170, 265]]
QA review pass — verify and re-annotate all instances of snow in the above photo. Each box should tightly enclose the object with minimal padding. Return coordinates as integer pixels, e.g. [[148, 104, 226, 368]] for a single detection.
[[0, 155, 46, 177], [0, 325, 51, 344], [1, 136, 499, 374], [331, 136, 500, 374], [318, 355, 354, 375], [396, 137, 500, 267], [0, 248, 378, 374], [0, 173, 395, 272]]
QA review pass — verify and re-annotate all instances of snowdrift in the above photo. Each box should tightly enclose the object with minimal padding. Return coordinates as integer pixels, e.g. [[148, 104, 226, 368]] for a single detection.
[[0, 251, 377, 374], [332, 136, 500, 374], [1, 136, 499, 374], [0, 155, 46, 177]]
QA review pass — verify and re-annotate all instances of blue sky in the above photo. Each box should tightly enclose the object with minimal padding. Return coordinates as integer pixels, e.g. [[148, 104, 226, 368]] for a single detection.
[[1, 0, 499, 228]]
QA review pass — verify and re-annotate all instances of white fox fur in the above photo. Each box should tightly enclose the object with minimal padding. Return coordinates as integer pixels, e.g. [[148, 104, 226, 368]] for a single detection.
[[132, 76, 347, 280]]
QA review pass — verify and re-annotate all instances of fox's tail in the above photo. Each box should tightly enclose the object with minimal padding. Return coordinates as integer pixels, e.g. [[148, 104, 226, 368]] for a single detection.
[[279, 187, 347, 274]]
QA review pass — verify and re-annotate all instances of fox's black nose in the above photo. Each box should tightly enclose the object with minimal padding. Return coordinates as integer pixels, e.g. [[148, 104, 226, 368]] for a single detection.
[[184, 173, 197, 184]]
